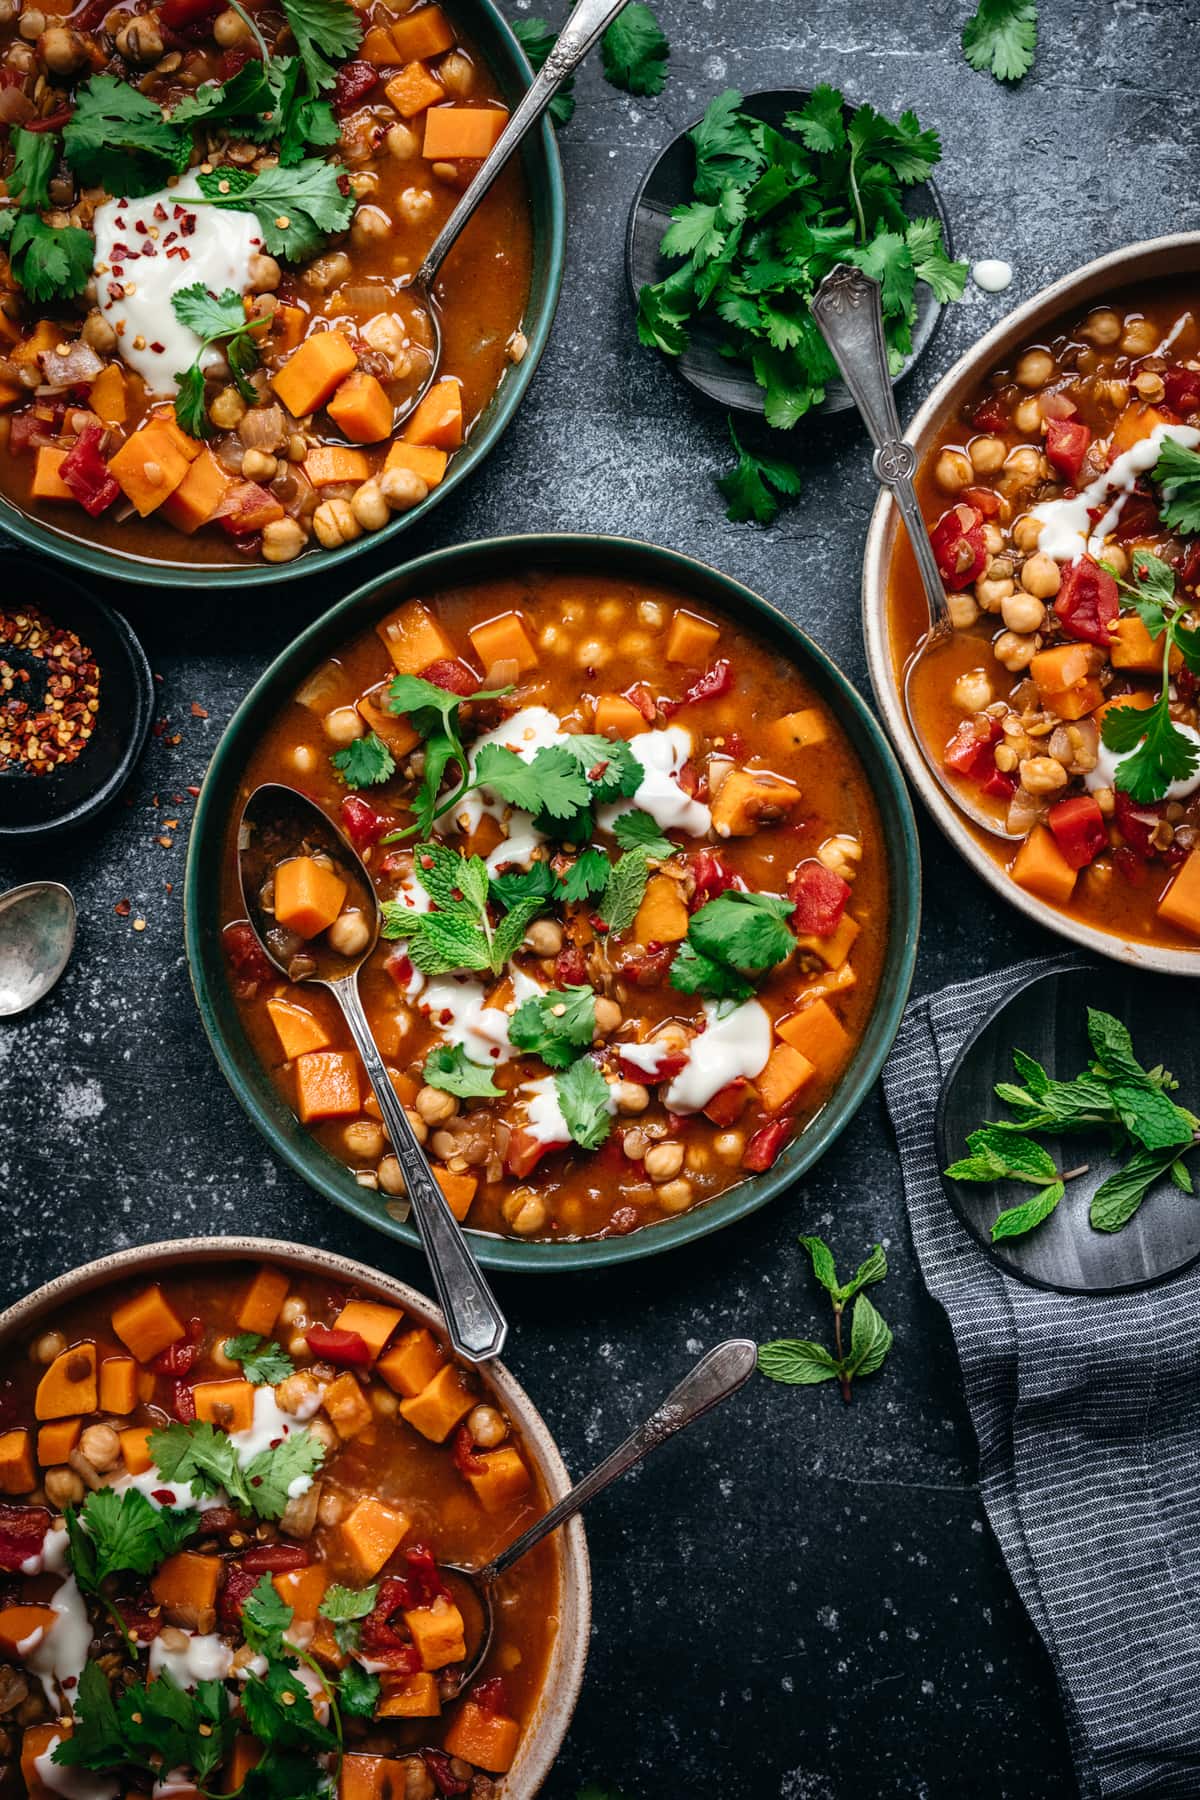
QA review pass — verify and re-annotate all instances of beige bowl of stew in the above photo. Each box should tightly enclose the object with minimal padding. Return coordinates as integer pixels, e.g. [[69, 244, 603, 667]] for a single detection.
[[0, 1236, 589, 1799], [862, 231, 1200, 973]]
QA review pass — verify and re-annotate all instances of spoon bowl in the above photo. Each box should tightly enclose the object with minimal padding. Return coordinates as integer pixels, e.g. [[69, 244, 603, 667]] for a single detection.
[[0, 881, 76, 1017], [238, 782, 379, 986]]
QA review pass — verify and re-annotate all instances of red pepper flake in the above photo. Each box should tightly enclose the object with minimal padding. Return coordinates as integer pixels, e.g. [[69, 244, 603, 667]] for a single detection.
[[0, 607, 100, 776], [149, 341, 164, 354], [158, 835, 173, 848], [186, 784, 200, 797], [135, 220, 147, 234], [190, 701, 208, 718], [154, 203, 168, 220], [114, 899, 131, 916]]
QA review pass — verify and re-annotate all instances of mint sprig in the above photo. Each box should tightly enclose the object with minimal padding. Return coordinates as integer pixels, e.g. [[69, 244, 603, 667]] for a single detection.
[[758, 1235, 891, 1404]]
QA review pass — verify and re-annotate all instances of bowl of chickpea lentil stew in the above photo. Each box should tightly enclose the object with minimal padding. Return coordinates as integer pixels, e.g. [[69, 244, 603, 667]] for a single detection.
[[0, 0, 563, 585], [864, 233, 1200, 969], [0, 1235, 590, 1797], [184, 532, 921, 1271]]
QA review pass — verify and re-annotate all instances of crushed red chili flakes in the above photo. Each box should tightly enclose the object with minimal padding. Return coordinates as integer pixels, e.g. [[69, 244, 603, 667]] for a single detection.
[[0, 607, 100, 776]]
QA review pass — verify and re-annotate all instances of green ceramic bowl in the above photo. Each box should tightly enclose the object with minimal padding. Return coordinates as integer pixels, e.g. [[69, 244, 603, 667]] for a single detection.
[[184, 534, 921, 1270], [0, 5, 564, 591]]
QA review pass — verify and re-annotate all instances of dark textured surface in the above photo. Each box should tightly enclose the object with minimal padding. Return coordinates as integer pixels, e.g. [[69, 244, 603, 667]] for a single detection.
[[3, 0, 1197, 1791]]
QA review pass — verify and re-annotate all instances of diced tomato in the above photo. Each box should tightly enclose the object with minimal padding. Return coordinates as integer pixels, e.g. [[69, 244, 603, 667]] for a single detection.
[[58, 426, 121, 518], [223, 920, 274, 990], [1164, 366, 1200, 415], [553, 943, 588, 987], [659, 658, 734, 717], [742, 1118, 794, 1172], [419, 658, 478, 696], [787, 860, 850, 937], [340, 793, 391, 851], [218, 44, 256, 76], [622, 944, 676, 988], [1108, 490, 1160, 542], [930, 504, 987, 587], [1045, 417, 1091, 484], [451, 1423, 485, 1477], [152, 1315, 203, 1375], [333, 59, 378, 115], [1053, 555, 1119, 647], [241, 1543, 312, 1572], [422, 1751, 470, 1799], [216, 482, 284, 535], [1047, 794, 1108, 869], [219, 1562, 262, 1625], [10, 406, 66, 455], [676, 758, 703, 799], [624, 682, 656, 722], [159, 0, 221, 25], [0, 1503, 50, 1572], [978, 764, 1016, 800], [1177, 541, 1200, 591], [704, 1078, 750, 1126], [1113, 844, 1149, 886], [23, 105, 71, 132], [962, 485, 1001, 519], [385, 950, 414, 989], [944, 715, 1001, 779], [688, 848, 736, 907], [304, 1326, 371, 1365], [398, 1543, 450, 1609], [470, 1676, 509, 1714], [360, 1578, 421, 1671], [1113, 788, 1164, 859], [972, 396, 1009, 433], [119, 1603, 161, 1645], [617, 1051, 686, 1085], [172, 1380, 196, 1423], [506, 1127, 563, 1179]]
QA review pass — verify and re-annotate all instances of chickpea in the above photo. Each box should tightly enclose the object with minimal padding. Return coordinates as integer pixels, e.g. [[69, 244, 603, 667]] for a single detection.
[[17, 5, 45, 36], [1012, 514, 1042, 553], [1015, 347, 1055, 388], [351, 205, 392, 249], [993, 629, 1038, 672], [286, 434, 307, 463], [651, 1022, 691, 1055], [209, 385, 246, 431], [656, 1178, 693, 1213], [386, 122, 419, 160], [1020, 755, 1070, 794], [317, 1489, 346, 1527], [946, 592, 979, 631], [38, 24, 85, 73], [506, 328, 528, 364], [351, 479, 390, 533], [714, 1130, 745, 1163], [1004, 445, 1045, 483], [327, 909, 371, 958], [1017, 552, 1060, 600], [242, 448, 278, 482], [525, 917, 563, 957], [638, 599, 666, 630], [303, 252, 351, 293], [274, 1370, 320, 1416], [982, 522, 1005, 555], [306, 1417, 338, 1454], [968, 435, 1005, 474], [371, 1386, 399, 1417], [502, 1190, 548, 1235], [0, 0, 16, 21], [976, 574, 1015, 613], [575, 638, 610, 669], [1001, 589, 1046, 634], [32, 1330, 66, 1365], [378, 1155, 407, 1197], [80, 310, 116, 354], [114, 12, 163, 60], [78, 1423, 120, 1472], [1104, 543, 1130, 578], [1012, 396, 1042, 434], [466, 1403, 506, 1448], [935, 448, 972, 492], [262, 517, 306, 564], [437, 47, 474, 95], [380, 467, 429, 512], [313, 498, 361, 549], [1120, 317, 1158, 358], [951, 669, 993, 712], [615, 1081, 648, 1115], [213, 3, 251, 41], [403, 1106, 428, 1144], [644, 1141, 684, 1182], [323, 705, 363, 746], [44, 1466, 84, 1508], [593, 996, 621, 1037], [1135, 370, 1166, 402], [209, 1337, 241, 1373], [279, 1295, 306, 1326], [398, 187, 435, 226], [429, 1128, 457, 1160], [247, 252, 280, 294], [1081, 308, 1121, 347], [416, 1085, 458, 1126]]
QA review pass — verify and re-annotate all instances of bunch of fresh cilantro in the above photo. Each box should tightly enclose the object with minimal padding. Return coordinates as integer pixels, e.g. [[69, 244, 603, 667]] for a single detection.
[[944, 1008, 1200, 1240], [1098, 546, 1200, 804]]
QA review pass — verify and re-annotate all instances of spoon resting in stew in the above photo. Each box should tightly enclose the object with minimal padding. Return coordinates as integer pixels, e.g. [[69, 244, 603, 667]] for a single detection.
[[237, 781, 509, 1364]]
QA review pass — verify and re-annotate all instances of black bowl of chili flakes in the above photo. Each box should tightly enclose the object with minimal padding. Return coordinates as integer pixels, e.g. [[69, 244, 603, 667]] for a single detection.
[[0, 551, 153, 841]]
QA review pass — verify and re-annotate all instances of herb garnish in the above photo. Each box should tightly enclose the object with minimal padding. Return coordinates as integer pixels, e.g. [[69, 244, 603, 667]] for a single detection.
[[1098, 550, 1200, 803], [319, 1579, 378, 1655], [610, 810, 673, 858], [148, 1417, 325, 1521], [961, 0, 1038, 82], [380, 843, 546, 976], [0, 127, 94, 305], [380, 675, 513, 840], [1153, 434, 1200, 536], [554, 1056, 614, 1150], [597, 848, 652, 934], [65, 1488, 199, 1652], [195, 160, 354, 263], [423, 1043, 504, 1098], [717, 417, 804, 527], [759, 1236, 892, 1403], [512, 18, 575, 124], [944, 1007, 1200, 1239], [512, 2, 667, 110], [510, 984, 596, 1069], [224, 1331, 295, 1385], [54, 1662, 239, 1789], [170, 284, 272, 441], [64, 76, 191, 197], [331, 731, 396, 790], [669, 889, 795, 1002]]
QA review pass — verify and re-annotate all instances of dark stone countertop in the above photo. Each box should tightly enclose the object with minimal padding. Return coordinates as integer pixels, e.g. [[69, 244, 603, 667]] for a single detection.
[[4, 0, 1197, 1790]]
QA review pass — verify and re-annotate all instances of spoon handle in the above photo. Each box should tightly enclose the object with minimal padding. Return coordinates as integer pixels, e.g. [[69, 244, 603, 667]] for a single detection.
[[416, 0, 635, 288], [478, 1339, 758, 1582], [331, 973, 508, 1364], [810, 263, 949, 634]]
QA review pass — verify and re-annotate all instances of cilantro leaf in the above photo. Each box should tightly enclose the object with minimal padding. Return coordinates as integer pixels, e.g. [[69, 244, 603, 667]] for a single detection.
[[668, 941, 752, 1002], [338, 1664, 381, 1719], [331, 731, 395, 789], [600, 1, 668, 96], [688, 889, 794, 971], [320, 1581, 378, 1620], [598, 847, 651, 934], [52, 1664, 129, 1772], [148, 1418, 324, 1521], [67, 1488, 199, 1596], [560, 734, 642, 802], [196, 159, 353, 261], [242, 1573, 295, 1658], [513, 16, 575, 125], [8, 127, 56, 210], [1102, 692, 1200, 804], [962, 0, 1038, 81], [381, 675, 511, 839], [171, 60, 278, 135], [1153, 433, 1200, 534], [171, 285, 249, 341], [224, 1332, 295, 1385], [510, 984, 596, 1069], [784, 85, 845, 154], [243, 1432, 325, 1521], [559, 848, 612, 903], [637, 266, 694, 355], [423, 1042, 504, 1097], [282, 0, 361, 93], [718, 417, 803, 525], [64, 76, 190, 196], [472, 742, 592, 822], [241, 1659, 337, 1754], [554, 1057, 613, 1150], [611, 810, 674, 858], [490, 862, 558, 910], [5, 213, 93, 305], [170, 282, 269, 439]]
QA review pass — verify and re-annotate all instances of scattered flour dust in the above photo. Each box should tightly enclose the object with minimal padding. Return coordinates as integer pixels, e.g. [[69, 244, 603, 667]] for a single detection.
[[57, 1079, 105, 1132], [780, 1773, 835, 1800]]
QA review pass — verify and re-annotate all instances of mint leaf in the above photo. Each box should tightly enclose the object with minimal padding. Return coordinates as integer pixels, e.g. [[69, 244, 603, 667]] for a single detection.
[[990, 1179, 1064, 1242], [554, 1058, 613, 1150], [846, 1294, 892, 1378], [1091, 1145, 1184, 1232], [797, 1233, 838, 1294], [945, 1125, 1058, 1185], [757, 1339, 840, 1384], [510, 985, 596, 1069], [423, 1043, 503, 1098], [598, 848, 650, 934]]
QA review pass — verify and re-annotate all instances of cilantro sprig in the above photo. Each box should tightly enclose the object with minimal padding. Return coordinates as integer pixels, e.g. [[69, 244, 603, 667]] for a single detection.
[[171, 284, 271, 441], [331, 731, 396, 790], [759, 1236, 892, 1403], [669, 889, 795, 1002], [961, 0, 1038, 82], [0, 127, 94, 305], [423, 1042, 504, 1098], [380, 675, 512, 840], [65, 1488, 199, 1653], [718, 417, 804, 527], [512, 2, 667, 113], [195, 160, 354, 263], [224, 1332, 295, 1385], [1153, 434, 1200, 537], [554, 1056, 613, 1150], [1098, 549, 1200, 803], [148, 1417, 325, 1521], [510, 984, 596, 1069]]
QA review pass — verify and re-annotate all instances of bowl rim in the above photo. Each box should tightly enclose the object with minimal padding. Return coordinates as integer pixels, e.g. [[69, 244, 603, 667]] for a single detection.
[[861, 229, 1200, 975], [183, 530, 922, 1272], [0, 1234, 590, 1799], [0, 0, 566, 592]]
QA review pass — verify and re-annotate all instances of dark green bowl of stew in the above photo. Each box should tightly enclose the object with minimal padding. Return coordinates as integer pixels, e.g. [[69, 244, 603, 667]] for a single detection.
[[184, 533, 921, 1271]]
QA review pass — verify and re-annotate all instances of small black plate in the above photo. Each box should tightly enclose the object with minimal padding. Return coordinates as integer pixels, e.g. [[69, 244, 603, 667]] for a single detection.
[[0, 549, 154, 842], [624, 87, 954, 418], [936, 966, 1200, 1296]]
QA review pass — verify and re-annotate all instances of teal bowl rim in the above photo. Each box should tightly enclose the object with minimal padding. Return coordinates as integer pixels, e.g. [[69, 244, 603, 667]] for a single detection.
[[0, 5, 565, 591], [183, 532, 922, 1271]]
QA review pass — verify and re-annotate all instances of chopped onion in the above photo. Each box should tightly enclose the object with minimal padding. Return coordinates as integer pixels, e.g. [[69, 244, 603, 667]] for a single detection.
[[484, 657, 520, 689], [295, 661, 347, 713]]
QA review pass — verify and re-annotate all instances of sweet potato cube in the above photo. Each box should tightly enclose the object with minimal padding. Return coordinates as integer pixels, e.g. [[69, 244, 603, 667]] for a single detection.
[[711, 768, 801, 837], [192, 1379, 255, 1433], [1094, 689, 1155, 731], [108, 425, 191, 516], [89, 364, 127, 425], [361, 23, 401, 62], [150, 414, 203, 463], [161, 448, 232, 534], [385, 59, 444, 117], [272, 330, 358, 418], [464, 1446, 531, 1514], [433, 1167, 476, 1222], [273, 303, 306, 354], [756, 1044, 815, 1114], [0, 381, 22, 411], [12, 322, 58, 367], [376, 599, 457, 674], [120, 1427, 153, 1475], [399, 1362, 474, 1441], [382, 440, 447, 488], [403, 377, 463, 449], [1111, 614, 1182, 673], [323, 1371, 375, 1440], [403, 1595, 465, 1669], [150, 1551, 222, 1619], [339, 1756, 415, 1800], [223, 1736, 262, 1793], [421, 105, 508, 159], [327, 371, 394, 444], [235, 1265, 291, 1336], [443, 1700, 521, 1773], [776, 999, 851, 1075], [1042, 678, 1103, 722], [770, 708, 828, 752], [633, 874, 689, 945], [333, 1300, 404, 1360], [0, 1604, 58, 1659], [21, 1721, 62, 1800], [30, 447, 73, 502], [273, 1564, 329, 1628], [1158, 849, 1200, 937], [377, 1327, 446, 1397], [794, 911, 860, 971], [35, 1343, 97, 1420], [339, 1497, 411, 1576], [266, 997, 332, 1061], [377, 1671, 441, 1717], [0, 1430, 34, 1495], [99, 1356, 137, 1415], [274, 855, 348, 939], [37, 1418, 81, 1466], [594, 693, 650, 740], [1011, 825, 1078, 906], [468, 611, 537, 673], [309, 1614, 348, 1671], [357, 682, 422, 758], [112, 1284, 185, 1362], [303, 444, 371, 487], [295, 1050, 361, 1123], [390, 3, 454, 59], [1108, 401, 1169, 460], [1030, 642, 1091, 694], [666, 608, 720, 666]]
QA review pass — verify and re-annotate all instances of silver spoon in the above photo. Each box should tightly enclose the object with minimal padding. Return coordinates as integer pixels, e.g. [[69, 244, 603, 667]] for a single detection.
[[393, 0, 637, 427], [810, 263, 1021, 841], [237, 783, 507, 1364], [0, 881, 76, 1017], [437, 1338, 758, 1699]]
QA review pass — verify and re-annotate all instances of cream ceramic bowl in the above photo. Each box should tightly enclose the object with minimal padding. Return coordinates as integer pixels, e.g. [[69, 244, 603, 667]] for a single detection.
[[862, 231, 1200, 974], [0, 1237, 590, 1800]]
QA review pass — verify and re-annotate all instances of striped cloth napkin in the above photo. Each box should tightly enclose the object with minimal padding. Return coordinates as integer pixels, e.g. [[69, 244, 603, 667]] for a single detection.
[[883, 953, 1200, 1799]]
